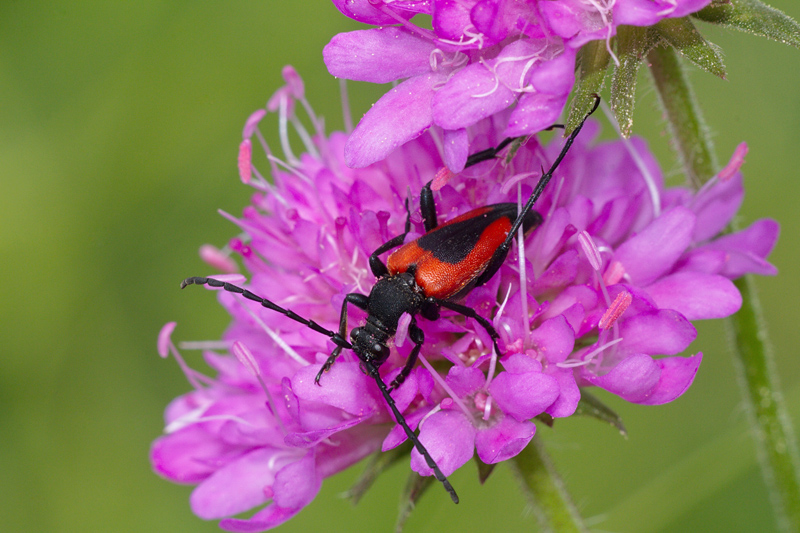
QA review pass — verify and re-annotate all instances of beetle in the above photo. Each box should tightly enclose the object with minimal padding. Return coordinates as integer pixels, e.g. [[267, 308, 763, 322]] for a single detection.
[[182, 97, 600, 504]]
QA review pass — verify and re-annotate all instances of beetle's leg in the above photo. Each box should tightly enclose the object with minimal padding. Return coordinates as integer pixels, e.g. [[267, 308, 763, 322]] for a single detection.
[[463, 137, 519, 168], [420, 181, 438, 232], [315, 292, 369, 385], [437, 299, 502, 358], [361, 359, 459, 504], [368, 196, 415, 278], [388, 319, 424, 392]]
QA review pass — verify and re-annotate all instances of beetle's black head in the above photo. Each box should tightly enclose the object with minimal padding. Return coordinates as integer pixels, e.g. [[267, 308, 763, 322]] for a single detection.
[[350, 326, 391, 366]]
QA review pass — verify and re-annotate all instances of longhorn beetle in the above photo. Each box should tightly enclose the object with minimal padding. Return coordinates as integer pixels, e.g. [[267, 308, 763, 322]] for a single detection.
[[182, 96, 601, 504]]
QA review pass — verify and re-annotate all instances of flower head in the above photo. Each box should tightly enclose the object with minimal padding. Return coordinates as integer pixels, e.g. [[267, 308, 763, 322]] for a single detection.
[[152, 69, 777, 531], [324, 0, 713, 168]]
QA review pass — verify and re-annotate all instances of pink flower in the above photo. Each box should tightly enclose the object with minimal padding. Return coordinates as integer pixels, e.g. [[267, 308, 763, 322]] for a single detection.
[[324, 0, 713, 168], [152, 69, 776, 531]]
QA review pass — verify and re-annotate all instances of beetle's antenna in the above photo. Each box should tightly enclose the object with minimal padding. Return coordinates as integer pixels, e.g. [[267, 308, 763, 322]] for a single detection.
[[363, 360, 460, 504], [503, 95, 601, 244], [180, 277, 353, 350]]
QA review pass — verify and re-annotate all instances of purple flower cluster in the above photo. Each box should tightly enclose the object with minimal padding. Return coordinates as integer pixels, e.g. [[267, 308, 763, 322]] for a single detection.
[[325, 0, 712, 169], [151, 70, 777, 531]]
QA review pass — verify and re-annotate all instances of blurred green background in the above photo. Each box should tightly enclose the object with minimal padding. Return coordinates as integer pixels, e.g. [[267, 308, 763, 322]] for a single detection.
[[2, 2, 799, 532]]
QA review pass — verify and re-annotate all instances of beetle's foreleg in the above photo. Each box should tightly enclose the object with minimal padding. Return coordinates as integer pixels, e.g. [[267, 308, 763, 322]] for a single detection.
[[315, 292, 368, 385]]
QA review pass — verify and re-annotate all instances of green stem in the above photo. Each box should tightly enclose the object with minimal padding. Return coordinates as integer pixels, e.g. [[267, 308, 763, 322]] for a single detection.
[[510, 436, 587, 533], [647, 44, 717, 186], [648, 44, 800, 531], [729, 276, 800, 532]]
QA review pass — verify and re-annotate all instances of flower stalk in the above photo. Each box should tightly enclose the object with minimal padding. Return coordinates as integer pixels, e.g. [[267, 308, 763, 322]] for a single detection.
[[510, 436, 588, 533], [647, 44, 717, 186], [729, 275, 800, 531], [649, 41, 800, 531]]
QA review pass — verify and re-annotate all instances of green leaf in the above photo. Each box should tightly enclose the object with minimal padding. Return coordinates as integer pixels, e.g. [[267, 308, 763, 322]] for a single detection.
[[574, 389, 627, 436], [611, 26, 661, 137], [395, 472, 435, 533], [654, 17, 727, 79], [567, 40, 610, 134], [474, 455, 496, 485], [503, 135, 530, 165], [346, 441, 413, 505], [693, 0, 800, 49]]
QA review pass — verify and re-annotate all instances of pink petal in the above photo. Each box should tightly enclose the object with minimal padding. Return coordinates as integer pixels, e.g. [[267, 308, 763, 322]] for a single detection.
[[475, 414, 536, 464], [323, 27, 436, 83], [431, 62, 515, 130], [220, 505, 301, 532], [505, 91, 569, 138], [190, 447, 286, 519], [705, 219, 779, 278], [647, 272, 742, 320], [502, 352, 543, 373], [530, 315, 575, 363], [544, 366, 581, 418], [634, 353, 703, 405], [411, 409, 476, 476], [432, 0, 473, 41], [530, 47, 576, 95], [345, 73, 445, 168], [618, 309, 696, 355], [691, 173, 743, 241], [587, 353, 661, 403], [446, 365, 486, 397], [490, 370, 560, 420], [151, 426, 235, 483], [614, 206, 695, 285], [331, 0, 415, 24], [291, 363, 380, 417], [272, 452, 320, 509], [443, 128, 469, 172]]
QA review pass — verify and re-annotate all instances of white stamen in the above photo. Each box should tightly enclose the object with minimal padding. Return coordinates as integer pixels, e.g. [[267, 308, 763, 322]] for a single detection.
[[157, 323, 215, 391], [483, 395, 493, 421], [267, 154, 313, 184], [500, 171, 539, 195], [277, 95, 299, 165], [556, 337, 623, 368], [436, 25, 485, 49], [417, 354, 475, 423], [253, 128, 280, 180], [157, 322, 177, 358], [179, 340, 230, 350], [395, 312, 412, 348], [290, 116, 320, 160], [166, 401, 259, 432], [339, 79, 353, 133], [600, 100, 661, 216], [237, 299, 309, 367], [232, 340, 287, 434], [578, 231, 602, 271], [516, 182, 530, 345]]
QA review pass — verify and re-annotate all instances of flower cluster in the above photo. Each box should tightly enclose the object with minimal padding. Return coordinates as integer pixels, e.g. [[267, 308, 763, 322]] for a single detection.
[[151, 70, 777, 531], [325, 0, 712, 169]]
